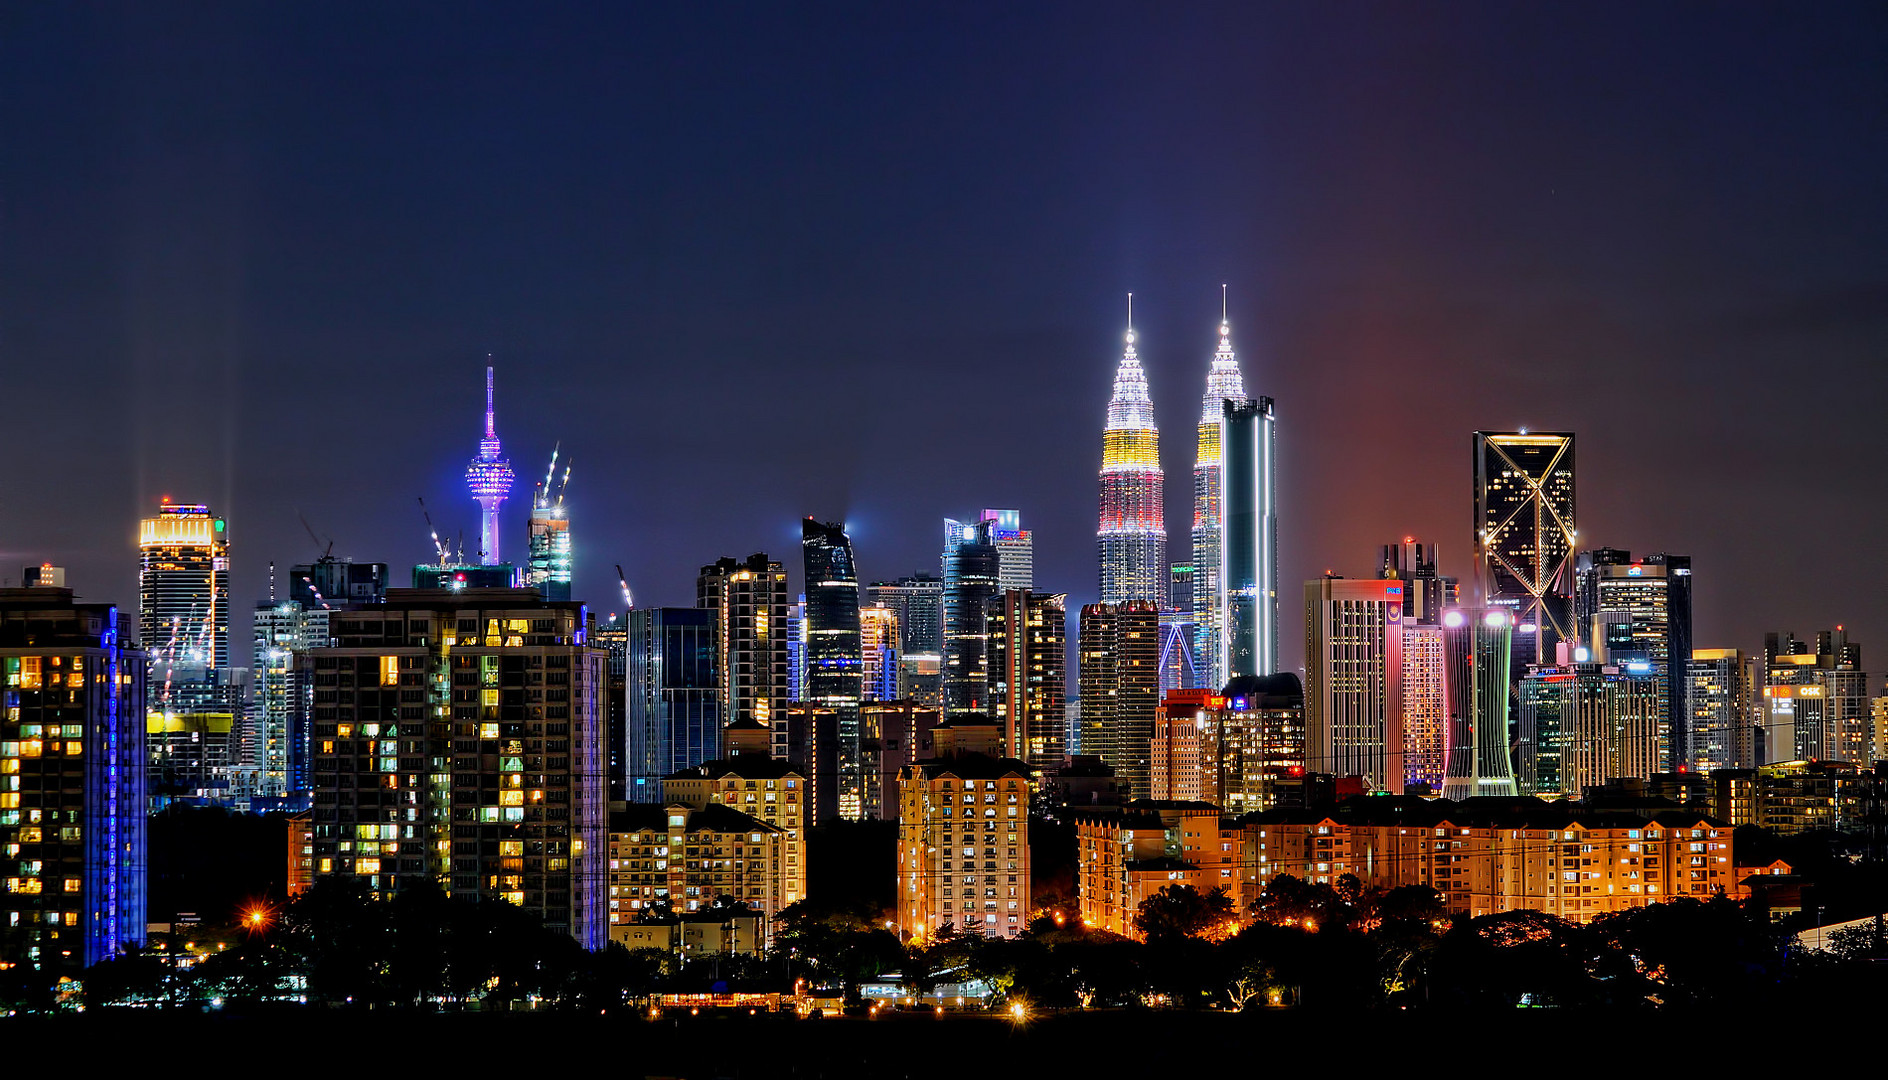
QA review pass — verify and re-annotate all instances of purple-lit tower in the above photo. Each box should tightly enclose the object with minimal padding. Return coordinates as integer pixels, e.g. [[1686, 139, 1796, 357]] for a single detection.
[[465, 365, 516, 565]]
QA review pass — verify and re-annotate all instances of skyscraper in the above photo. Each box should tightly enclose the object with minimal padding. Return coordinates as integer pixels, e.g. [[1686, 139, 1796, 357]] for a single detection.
[[696, 554, 790, 733], [1687, 648, 1754, 771], [988, 589, 1067, 767], [1222, 397, 1278, 678], [525, 447, 573, 602], [139, 500, 230, 673], [1472, 431, 1576, 666], [1401, 621, 1447, 793], [1077, 601, 1160, 799], [1098, 309, 1166, 606], [802, 519, 864, 819], [1440, 609, 1519, 800], [628, 607, 722, 801], [1576, 551, 1693, 770], [859, 603, 900, 703], [252, 596, 328, 803], [941, 521, 1000, 715], [1761, 629, 1870, 764], [0, 583, 148, 976], [1192, 301, 1247, 692], [1303, 578, 1406, 792], [1380, 538, 1458, 625], [979, 509, 1033, 593], [464, 366, 517, 566], [866, 574, 943, 706]]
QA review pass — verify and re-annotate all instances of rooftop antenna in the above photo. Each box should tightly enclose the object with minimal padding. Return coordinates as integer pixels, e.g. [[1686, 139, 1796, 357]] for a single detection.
[[1127, 291, 1133, 330], [1221, 283, 1227, 322]]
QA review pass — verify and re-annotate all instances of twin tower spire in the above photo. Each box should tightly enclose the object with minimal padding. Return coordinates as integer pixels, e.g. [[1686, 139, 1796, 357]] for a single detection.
[[1097, 289, 1274, 692]]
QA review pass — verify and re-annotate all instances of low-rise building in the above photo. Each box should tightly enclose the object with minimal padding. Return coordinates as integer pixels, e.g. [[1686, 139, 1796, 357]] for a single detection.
[[1074, 800, 1244, 938]]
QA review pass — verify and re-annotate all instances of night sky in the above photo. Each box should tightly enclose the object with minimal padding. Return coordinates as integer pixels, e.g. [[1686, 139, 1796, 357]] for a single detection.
[[3, 4, 1885, 680]]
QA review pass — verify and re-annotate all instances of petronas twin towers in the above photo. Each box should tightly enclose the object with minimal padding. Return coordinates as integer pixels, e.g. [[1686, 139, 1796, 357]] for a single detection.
[[1096, 293, 1277, 691]]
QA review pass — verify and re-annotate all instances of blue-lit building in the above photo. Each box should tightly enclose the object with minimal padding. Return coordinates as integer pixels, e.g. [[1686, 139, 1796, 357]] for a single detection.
[[628, 607, 722, 803], [1222, 397, 1278, 679], [941, 519, 1000, 715], [802, 519, 864, 819], [0, 582, 147, 976]]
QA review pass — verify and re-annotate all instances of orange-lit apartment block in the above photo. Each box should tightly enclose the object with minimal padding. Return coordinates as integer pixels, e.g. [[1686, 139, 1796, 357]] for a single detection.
[[1074, 800, 1244, 938]]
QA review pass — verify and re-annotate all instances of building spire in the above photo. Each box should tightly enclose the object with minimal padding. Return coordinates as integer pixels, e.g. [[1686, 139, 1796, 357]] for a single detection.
[[485, 362, 497, 438]]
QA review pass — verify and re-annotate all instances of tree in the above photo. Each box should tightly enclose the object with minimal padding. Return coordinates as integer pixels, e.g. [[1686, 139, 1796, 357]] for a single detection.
[[1133, 884, 1236, 944]]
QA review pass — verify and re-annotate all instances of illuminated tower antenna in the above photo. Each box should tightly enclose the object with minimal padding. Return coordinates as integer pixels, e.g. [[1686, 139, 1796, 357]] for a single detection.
[[463, 363, 516, 565]]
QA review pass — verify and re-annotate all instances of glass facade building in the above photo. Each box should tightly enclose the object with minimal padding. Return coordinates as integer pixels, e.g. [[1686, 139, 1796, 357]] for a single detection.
[[1472, 431, 1576, 668], [628, 607, 722, 801], [941, 521, 1000, 715], [1223, 397, 1278, 678], [801, 519, 864, 819]]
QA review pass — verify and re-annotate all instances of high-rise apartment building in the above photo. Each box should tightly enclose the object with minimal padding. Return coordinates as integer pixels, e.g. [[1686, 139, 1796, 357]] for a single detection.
[[1223, 398, 1279, 678], [659, 755, 808, 934], [866, 574, 943, 705], [307, 587, 607, 947], [1148, 677, 1304, 813], [895, 754, 1032, 942], [1761, 630, 1870, 764], [0, 584, 148, 976], [988, 590, 1067, 767], [1303, 578, 1406, 792], [802, 519, 864, 819], [696, 554, 790, 733], [1077, 601, 1160, 799], [1440, 609, 1519, 800], [464, 366, 517, 566], [859, 603, 900, 703], [1192, 306, 1247, 693], [941, 522, 1000, 715], [1688, 648, 1755, 771], [252, 597, 330, 802], [627, 607, 722, 802], [525, 448, 572, 602], [1098, 315, 1167, 606], [1472, 431, 1576, 667]]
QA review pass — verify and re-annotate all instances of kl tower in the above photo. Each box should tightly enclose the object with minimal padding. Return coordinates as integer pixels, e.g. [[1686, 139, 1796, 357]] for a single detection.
[[464, 364, 516, 565]]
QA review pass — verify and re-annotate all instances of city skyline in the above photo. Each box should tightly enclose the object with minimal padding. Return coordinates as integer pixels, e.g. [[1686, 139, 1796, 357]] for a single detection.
[[2, 6, 1885, 683]]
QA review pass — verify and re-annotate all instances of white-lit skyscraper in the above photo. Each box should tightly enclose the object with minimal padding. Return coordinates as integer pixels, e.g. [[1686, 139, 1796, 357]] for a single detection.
[[1222, 397, 1278, 678], [526, 445, 572, 601], [1192, 301, 1246, 692]]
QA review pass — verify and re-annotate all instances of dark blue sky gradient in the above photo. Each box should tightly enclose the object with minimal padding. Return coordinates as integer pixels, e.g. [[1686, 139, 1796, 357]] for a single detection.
[[2, 4, 1885, 677]]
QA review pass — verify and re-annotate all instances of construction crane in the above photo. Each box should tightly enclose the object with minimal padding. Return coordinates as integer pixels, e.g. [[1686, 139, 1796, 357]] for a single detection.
[[298, 512, 336, 561], [615, 564, 634, 612], [416, 497, 457, 567]]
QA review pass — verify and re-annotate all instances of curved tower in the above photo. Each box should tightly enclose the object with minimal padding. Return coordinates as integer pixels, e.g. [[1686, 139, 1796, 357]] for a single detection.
[[1440, 608, 1520, 800], [1098, 302, 1166, 605], [1192, 293, 1247, 691], [464, 365, 516, 565]]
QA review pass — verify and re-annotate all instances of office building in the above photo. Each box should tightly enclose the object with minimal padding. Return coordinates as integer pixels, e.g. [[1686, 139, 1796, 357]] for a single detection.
[[1575, 550, 1693, 766], [1472, 431, 1576, 667], [595, 612, 630, 801], [1097, 315, 1167, 606], [987, 590, 1067, 767], [463, 366, 517, 565], [1689, 648, 1755, 772], [1158, 609, 1198, 694], [1149, 678, 1305, 813], [252, 596, 330, 802], [861, 701, 943, 820], [1303, 578, 1406, 792], [1077, 601, 1160, 799], [1170, 563, 1195, 624], [802, 519, 864, 819], [1440, 609, 1519, 799], [1518, 663, 1662, 797], [139, 500, 230, 672], [1761, 630, 1870, 765], [1380, 538, 1458, 624], [627, 607, 722, 802], [1222, 397, 1278, 678], [696, 554, 790, 733], [0, 584, 148, 976], [775, 703, 841, 826], [786, 595, 805, 703], [866, 574, 943, 706], [290, 558, 389, 609], [895, 754, 1032, 942], [978, 509, 1033, 593], [305, 587, 608, 947], [1401, 622, 1447, 793], [859, 603, 900, 703], [525, 448, 572, 602], [412, 562, 516, 590], [1192, 305, 1248, 693], [941, 521, 1000, 715]]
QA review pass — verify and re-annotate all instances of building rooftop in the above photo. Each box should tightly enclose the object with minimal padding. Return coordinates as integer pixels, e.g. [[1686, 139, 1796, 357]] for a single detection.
[[610, 802, 780, 835], [905, 752, 1033, 781], [663, 754, 805, 782], [1237, 793, 1731, 831]]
